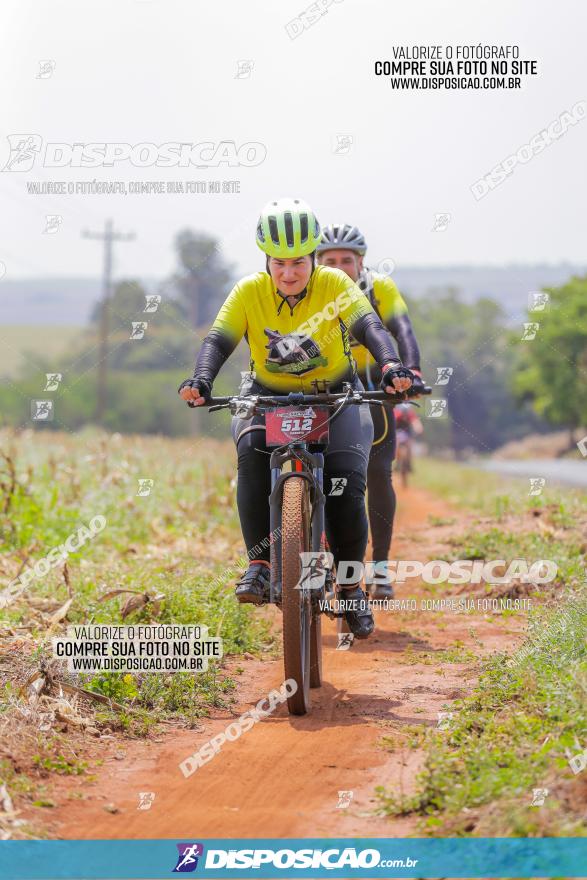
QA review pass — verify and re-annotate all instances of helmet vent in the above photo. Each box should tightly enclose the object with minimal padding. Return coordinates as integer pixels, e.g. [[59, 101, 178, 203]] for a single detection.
[[268, 216, 280, 245], [317, 222, 366, 255], [256, 198, 320, 257], [299, 213, 308, 243], [284, 212, 294, 247]]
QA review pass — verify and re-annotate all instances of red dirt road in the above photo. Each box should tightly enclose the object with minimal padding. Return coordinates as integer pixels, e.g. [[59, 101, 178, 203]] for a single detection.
[[41, 485, 524, 840]]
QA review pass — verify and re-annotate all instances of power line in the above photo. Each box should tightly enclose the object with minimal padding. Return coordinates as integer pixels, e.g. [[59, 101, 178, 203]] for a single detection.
[[82, 220, 135, 423]]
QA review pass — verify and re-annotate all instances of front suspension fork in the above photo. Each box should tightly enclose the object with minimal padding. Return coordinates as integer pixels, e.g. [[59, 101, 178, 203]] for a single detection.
[[268, 449, 326, 604]]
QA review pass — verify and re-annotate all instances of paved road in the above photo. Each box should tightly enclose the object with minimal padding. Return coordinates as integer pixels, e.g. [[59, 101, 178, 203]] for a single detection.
[[480, 458, 587, 489]]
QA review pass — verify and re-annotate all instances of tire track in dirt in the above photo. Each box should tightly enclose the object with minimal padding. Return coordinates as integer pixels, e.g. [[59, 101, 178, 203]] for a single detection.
[[40, 485, 526, 840]]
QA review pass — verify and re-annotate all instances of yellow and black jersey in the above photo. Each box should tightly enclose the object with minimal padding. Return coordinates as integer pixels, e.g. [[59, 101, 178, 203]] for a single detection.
[[351, 270, 409, 374], [202, 265, 395, 393]]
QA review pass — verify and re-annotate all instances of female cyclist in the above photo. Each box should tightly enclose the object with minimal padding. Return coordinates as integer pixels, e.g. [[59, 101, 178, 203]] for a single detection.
[[178, 198, 413, 639]]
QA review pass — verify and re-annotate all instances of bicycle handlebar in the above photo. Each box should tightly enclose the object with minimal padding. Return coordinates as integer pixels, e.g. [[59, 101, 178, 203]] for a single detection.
[[206, 384, 432, 413]]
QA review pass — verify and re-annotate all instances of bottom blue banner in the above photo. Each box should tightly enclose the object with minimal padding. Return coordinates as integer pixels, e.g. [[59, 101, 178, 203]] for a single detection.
[[1, 837, 586, 879]]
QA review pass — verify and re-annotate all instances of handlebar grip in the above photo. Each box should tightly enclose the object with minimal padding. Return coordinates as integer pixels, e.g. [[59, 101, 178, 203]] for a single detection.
[[401, 384, 432, 397]]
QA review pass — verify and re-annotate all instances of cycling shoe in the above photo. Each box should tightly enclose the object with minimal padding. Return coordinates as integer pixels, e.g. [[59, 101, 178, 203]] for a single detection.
[[369, 582, 395, 601], [339, 585, 374, 639], [235, 563, 271, 605]]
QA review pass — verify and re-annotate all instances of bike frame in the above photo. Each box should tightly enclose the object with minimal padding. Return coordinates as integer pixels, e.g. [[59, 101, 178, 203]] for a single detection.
[[206, 380, 431, 609], [268, 443, 326, 605]]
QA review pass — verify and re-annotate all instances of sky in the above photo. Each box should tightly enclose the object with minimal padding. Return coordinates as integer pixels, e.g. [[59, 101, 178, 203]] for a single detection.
[[0, 0, 585, 283]]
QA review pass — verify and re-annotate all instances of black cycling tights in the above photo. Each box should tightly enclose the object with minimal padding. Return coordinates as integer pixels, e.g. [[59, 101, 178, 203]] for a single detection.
[[232, 401, 374, 569], [367, 401, 397, 561]]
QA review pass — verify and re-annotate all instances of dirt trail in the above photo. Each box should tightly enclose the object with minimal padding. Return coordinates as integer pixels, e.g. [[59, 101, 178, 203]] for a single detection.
[[42, 485, 525, 840]]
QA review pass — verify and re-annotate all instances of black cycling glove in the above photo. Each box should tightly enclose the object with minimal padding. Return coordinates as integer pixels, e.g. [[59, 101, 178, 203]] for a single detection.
[[380, 364, 414, 392], [178, 377, 213, 404]]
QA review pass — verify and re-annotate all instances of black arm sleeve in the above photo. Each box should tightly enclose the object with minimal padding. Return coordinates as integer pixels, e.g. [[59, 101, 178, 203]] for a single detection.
[[350, 313, 401, 368], [387, 313, 421, 371], [193, 329, 238, 383]]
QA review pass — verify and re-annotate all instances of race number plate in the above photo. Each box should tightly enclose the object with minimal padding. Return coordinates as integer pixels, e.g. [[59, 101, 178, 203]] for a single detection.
[[265, 406, 329, 446]]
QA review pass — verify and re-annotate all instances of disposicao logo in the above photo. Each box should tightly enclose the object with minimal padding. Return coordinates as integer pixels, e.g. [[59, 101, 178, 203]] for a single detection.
[[173, 843, 204, 872]]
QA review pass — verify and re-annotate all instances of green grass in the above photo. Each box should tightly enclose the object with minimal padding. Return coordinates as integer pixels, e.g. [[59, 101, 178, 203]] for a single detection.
[[0, 428, 277, 836], [0, 326, 82, 378], [447, 525, 585, 590], [413, 457, 586, 521], [377, 599, 587, 836], [399, 641, 478, 666], [32, 754, 88, 775], [0, 430, 271, 728], [378, 458, 587, 837]]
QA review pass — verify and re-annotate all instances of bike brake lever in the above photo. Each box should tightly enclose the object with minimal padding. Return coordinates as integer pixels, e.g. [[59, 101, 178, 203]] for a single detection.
[[232, 397, 259, 419], [208, 403, 229, 412]]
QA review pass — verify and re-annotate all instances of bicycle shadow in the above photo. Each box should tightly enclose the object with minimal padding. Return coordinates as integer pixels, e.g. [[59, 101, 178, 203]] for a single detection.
[[321, 628, 434, 654], [274, 679, 440, 731]]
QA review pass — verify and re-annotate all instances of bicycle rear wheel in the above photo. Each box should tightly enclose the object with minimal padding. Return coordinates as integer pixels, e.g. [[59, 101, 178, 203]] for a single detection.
[[398, 444, 409, 488], [309, 609, 322, 688], [281, 476, 311, 715]]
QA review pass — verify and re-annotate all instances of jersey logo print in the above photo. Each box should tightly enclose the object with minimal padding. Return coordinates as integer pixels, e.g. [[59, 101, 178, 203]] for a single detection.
[[264, 328, 328, 375]]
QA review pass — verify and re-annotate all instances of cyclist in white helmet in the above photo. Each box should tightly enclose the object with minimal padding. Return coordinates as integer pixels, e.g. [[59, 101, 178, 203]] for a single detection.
[[317, 224, 425, 600]]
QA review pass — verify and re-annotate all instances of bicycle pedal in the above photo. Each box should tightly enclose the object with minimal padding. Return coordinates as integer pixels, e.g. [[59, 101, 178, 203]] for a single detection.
[[321, 591, 345, 619], [236, 593, 268, 606], [270, 583, 282, 606]]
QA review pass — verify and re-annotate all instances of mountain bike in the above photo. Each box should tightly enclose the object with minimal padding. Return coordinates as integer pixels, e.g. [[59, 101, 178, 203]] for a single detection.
[[207, 381, 430, 716]]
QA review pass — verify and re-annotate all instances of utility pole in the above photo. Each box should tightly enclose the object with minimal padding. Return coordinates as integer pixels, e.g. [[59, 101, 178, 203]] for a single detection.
[[82, 220, 135, 424]]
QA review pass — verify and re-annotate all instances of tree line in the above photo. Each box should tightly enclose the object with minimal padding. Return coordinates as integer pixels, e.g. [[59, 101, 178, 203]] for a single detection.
[[1, 228, 585, 454]]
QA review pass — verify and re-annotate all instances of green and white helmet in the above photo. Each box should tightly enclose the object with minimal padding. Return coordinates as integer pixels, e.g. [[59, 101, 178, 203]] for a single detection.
[[256, 197, 321, 258]]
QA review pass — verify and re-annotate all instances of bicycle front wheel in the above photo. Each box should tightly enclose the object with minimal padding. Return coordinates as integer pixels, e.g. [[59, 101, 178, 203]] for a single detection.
[[281, 476, 311, 715]]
